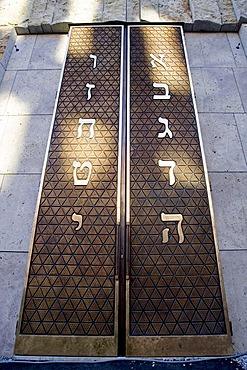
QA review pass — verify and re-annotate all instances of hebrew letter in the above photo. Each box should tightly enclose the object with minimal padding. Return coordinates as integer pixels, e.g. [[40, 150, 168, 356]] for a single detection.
[[86, 83, 95, 100], [73, 160, 92, 186], [153, 83, 170, 100], [77, 118, 96, 139], [90, 54, 97, 69], [158, 117, 172, 139], [161, 213, 184, 244], [158, 159, 176, 185], [150, 53, 166, 68], [72, 212, 83, 231]]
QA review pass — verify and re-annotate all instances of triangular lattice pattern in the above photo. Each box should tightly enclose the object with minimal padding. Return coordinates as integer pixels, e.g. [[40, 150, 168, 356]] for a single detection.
[[129, 27, 226, 336], [20, 27, 122, 336]]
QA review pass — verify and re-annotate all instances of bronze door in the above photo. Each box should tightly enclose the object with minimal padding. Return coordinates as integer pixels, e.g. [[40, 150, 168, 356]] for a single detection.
[[15, 25, 232, 357]]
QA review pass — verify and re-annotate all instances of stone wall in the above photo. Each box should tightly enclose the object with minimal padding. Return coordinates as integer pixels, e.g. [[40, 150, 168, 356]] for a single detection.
[[0, 0, 247, 82], [0, 0, 247, 34]]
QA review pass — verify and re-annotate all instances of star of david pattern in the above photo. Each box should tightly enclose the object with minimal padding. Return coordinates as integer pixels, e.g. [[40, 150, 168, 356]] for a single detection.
[[20, 27, 122, 336], [129, 27, 227, 336]]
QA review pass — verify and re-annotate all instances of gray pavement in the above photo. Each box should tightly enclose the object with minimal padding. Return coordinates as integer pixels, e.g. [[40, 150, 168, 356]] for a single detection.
[[0, 30, 247, 358]]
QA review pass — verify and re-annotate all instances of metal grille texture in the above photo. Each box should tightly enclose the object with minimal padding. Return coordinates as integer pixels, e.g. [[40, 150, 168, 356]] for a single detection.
[[129, 26, 227, 336], [20, 27, 122, 336], [16, 26, 230, 357]]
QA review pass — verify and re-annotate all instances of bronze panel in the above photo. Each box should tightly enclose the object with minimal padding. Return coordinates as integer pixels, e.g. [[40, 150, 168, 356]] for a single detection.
[[15, 25, 232, 357], [126, 25, 232, 355], [15, 26, 123, 356]]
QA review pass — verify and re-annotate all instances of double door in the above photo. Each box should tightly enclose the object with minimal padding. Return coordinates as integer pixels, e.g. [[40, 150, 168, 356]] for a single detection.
[[15, 25, 232, 357]]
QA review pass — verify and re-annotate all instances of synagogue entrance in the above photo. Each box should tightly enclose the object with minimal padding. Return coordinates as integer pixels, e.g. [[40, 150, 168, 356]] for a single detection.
[[15, 25, 232, 357]]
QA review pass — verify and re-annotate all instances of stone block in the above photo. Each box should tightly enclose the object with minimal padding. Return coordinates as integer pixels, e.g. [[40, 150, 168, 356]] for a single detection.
[[159, 0, 192, 24], [28, 34, 68, 69], [28, 0, 47, 27], [219, 0, 239, 32], [233, 68, 247, 112], [0, 71, 16, 115], [235, 114, 247, 161], [198, 113, 246, 172], [0, 115, 53, 174], [103, 0, 126, 21], [227, 33, 247, 67], [41, 24, 53, 33], [193, 20, 221, 32], [190, 67, 244, 113], [185, 33, 236, 68], [24, 0, 46, 34], [5, 69, 61, 115], [218, 0, 238, 28], [0, 27, 17, 70], [210, 173, 247, 251], [42, 0, 56, 31], [185, 33, 205, 67], [189, 0, 222, 30], [52, 0, 77, 25], [221, 250, 247, 352], [73, 0, 104, 23], [28, 24, 44, 34], [0, 175, 40, 252], [7, 35, 36, 71], [51, 23, 70, 33], [235, 113, 247, 159], [0, 252, 28, 357], [127, 0, 140, 22], [15, 25, 30, 35], [220, 23, 239, 32], [140, 0, 160, 21], [183, 23, 194, 32]]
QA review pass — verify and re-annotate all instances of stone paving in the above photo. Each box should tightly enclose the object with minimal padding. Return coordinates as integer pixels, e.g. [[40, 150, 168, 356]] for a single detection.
[[0, 27, 247, 358]]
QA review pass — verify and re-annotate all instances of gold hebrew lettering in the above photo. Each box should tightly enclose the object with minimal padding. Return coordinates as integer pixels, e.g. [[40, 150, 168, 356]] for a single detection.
[[77, 118, 96, 139], [158, 117, 173, 139], [86, 83, 95, 100], [150, 53, 166, 68], [89, 54, 97, 69], [161, 213, 184, 244], [158, 159, 176, 185], [73, 160, 92, 186], [153, 82, 171, 100], [72, 212, 83, 231]]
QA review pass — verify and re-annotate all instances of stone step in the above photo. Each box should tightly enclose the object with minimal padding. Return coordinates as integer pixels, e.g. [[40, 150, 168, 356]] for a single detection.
[[0, 0, 246, 35], [189, 0, 238, 31], [140, 0, 193, 27], [140, 0, 239, 31]]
